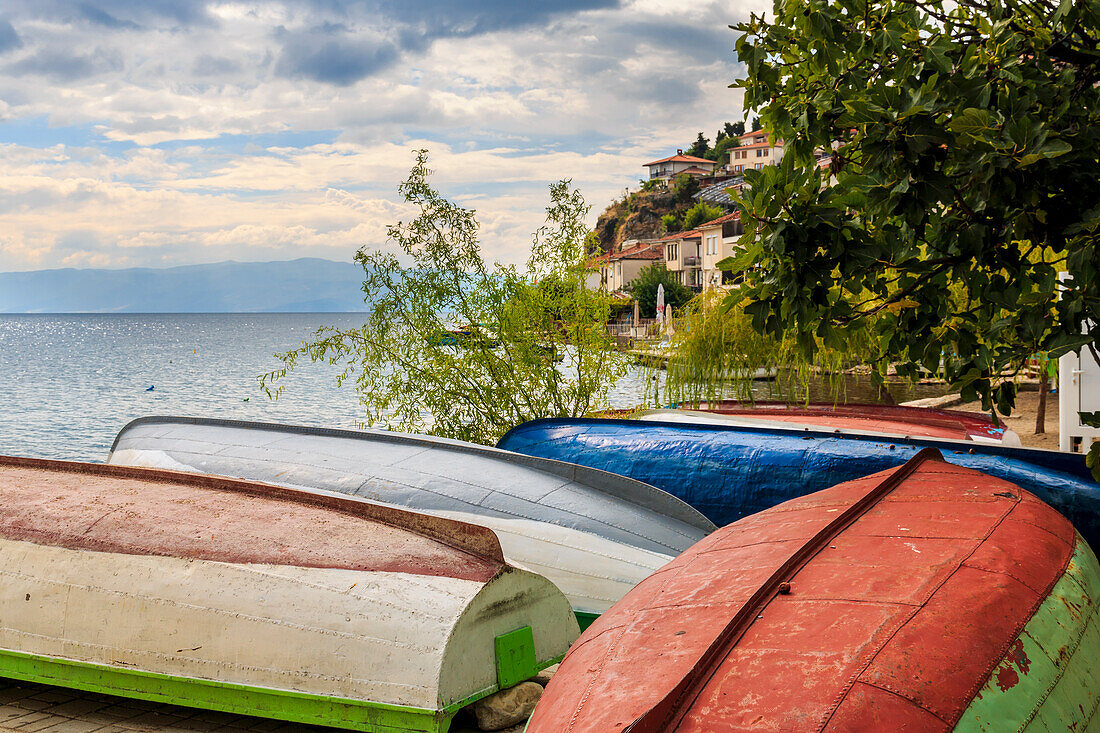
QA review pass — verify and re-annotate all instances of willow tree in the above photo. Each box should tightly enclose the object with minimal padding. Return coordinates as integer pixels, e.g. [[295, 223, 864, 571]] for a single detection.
[[725, 0, 1100, 451], [260, 151, 630, 445], [657, 288, 886, 407]]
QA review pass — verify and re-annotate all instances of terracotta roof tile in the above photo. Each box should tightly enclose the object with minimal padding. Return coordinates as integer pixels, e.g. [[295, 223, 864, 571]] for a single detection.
[[644, 154, 717, 167]]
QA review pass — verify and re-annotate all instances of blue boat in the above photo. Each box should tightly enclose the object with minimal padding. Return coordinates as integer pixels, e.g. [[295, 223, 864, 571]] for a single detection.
[[497, 417, 1100, 551]]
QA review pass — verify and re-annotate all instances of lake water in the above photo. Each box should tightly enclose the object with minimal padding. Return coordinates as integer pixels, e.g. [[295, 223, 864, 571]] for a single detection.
[[0, 314, 947, 462]]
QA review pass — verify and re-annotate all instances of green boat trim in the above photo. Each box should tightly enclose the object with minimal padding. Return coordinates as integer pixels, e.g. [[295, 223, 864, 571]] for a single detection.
[[575, 610, 600, 632], [0, 647, 566, 733], [954, 535, 1100, 732]]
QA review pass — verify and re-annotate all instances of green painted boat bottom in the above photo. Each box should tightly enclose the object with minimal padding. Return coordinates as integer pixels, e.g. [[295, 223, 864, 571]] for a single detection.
[[0, 645, 565, 733], [574, 611, 599, 632], [954, 535, 1100, 732]]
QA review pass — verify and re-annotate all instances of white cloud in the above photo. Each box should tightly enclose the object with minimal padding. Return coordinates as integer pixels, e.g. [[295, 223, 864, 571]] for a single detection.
[[0, 0, 764, 272]]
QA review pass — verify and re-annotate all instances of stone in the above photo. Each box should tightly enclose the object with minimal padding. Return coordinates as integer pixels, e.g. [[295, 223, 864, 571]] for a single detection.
[[472, 681, 542, 731], [533, 664, 559, 687]]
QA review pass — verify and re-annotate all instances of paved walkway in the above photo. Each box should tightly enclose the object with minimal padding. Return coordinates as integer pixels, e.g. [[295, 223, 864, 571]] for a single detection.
[[0, 679, 330, 732]]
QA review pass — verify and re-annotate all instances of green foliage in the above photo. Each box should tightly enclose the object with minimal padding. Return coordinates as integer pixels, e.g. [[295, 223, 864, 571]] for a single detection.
[[682, 202, 725, 231], [705, 135, 741, 163], [657, 290, 881, 405], [671, 173, 698, 203], [259, 151, 631, 445], [583, 229, 602, 255], [661, 212, 681, 234], [640, 178, 661, 192], [749, 116, 761, 132], [629, 263, 694, 317], [730, 0, 1100, 440], [686, 132, 709, 158]]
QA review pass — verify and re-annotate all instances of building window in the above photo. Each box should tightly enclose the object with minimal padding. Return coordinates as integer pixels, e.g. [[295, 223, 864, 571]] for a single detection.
[[733, 164, 743, 173], [755, 163, 764, 169], [756, 148, 767, 157], [754, 135, 765, 144]]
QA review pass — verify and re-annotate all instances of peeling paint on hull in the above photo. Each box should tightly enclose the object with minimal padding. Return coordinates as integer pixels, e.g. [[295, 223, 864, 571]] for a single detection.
[[527, 451, 1100, 732], [0, 456, 579, 732]]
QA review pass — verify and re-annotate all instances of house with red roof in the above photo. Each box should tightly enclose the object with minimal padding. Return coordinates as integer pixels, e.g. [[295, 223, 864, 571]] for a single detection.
[[591, 239, 665, 293], [698, 211, 747, 290], [661, 228, 704, 290], [728, 130, 785, 176], [643, 150, 718, 181]]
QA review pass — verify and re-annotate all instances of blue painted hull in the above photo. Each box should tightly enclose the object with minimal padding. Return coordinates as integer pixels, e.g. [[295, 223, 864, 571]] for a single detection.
[[497, 418, 1100, 551]]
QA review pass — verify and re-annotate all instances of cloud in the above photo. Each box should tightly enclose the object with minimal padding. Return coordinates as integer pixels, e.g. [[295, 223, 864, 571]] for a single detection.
[[0, 0, 767, 272], [274, 23, 401, 86], [77, 3, 141, 30], [0, 20, 22, 55], [6, 47, 124, 81]]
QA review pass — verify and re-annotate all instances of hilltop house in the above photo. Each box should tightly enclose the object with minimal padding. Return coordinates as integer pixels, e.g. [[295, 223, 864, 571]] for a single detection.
[[644, 151, 718, 181], [728, 130, 784, 176], [592, 240, 665, 293]]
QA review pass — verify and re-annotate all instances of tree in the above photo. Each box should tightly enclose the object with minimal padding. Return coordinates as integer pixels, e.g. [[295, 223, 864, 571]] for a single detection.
[[671, 172, 699, 202], [727, 121, 745, 137], [705, 134, 741, 163], [260, 151, 631, 446], [686, 132, 709, 158], [727, 0, 1100, 447], [749, 116, 762, 132], [629, 263, 694, 317], [682, 202, 725, 231], [661, 212, 681, 234]]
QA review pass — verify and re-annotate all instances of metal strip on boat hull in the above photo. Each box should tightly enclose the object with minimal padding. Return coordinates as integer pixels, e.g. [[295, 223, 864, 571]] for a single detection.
[[497, 417, 1100, 551], [108, 416, 716, 617]]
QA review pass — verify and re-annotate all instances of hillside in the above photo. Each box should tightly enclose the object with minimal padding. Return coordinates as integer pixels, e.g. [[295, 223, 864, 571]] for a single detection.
[[591, 186, 691, 254], [0, 258, 371, 313]]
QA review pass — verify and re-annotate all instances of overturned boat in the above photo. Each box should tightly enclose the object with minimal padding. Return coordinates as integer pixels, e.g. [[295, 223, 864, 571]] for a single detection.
[[0, 455, 577, 732], [497, 417, 1100, 551], [634, 400, 1021, 444], [528, 450, 1100, 732], [108, 416, 716, 628]]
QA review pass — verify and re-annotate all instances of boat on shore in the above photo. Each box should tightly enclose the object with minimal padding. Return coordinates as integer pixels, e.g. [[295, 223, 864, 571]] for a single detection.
[[528, 450, 1100, 732], [108, 416, 716, 628], [634, 400, 1021, 444], [497, 417, 1100, 551], [0, 455, 578, 732]]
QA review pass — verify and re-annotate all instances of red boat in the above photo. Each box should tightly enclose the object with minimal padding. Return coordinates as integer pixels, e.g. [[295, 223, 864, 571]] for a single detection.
[[527, 449, 1100, 732], [637, 400, 1021, 444]]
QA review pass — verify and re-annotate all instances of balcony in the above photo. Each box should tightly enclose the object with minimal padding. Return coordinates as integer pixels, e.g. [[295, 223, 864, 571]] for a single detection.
[[682, 255, 701, 267]]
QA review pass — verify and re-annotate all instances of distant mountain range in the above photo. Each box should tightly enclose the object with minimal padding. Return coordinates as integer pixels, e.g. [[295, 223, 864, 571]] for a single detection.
[[0, 259, 372, 313]]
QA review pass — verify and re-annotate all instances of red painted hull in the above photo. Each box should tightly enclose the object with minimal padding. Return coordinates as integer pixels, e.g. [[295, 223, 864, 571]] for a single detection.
[[527, 449, 1077, 732], [681, 400, 1009, 441], [0, 455, 504, 582]]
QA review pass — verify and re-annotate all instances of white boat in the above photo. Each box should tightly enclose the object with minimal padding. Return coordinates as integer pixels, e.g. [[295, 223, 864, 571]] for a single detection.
[[0, 455, 578, 732], [108, 416, 717, 628]]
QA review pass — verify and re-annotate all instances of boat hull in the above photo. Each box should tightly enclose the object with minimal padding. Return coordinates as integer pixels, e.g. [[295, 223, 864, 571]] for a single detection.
[[0, 456, 578, 732], [108, 417, 716, 624], [528, 451, 1100, 732], [497, 417, 1100, 551]]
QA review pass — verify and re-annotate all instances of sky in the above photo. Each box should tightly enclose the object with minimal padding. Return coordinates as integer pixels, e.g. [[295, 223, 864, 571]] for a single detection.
[[0, 0, 761, 272]]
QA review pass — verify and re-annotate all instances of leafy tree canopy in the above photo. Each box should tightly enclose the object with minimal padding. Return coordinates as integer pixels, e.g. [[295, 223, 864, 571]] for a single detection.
[[682, 201, 726, 231], [672, 172, 699, 202], [728, 0, 1100, 424], [260, 151, 630, 445], [629, 262, 695, 317]]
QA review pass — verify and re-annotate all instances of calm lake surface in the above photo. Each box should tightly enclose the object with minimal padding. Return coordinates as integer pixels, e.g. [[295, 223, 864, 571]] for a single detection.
[[0, 314, 947, 462]]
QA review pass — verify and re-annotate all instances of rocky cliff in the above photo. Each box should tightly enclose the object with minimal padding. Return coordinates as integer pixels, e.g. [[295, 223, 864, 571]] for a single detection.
[[591, 187, 691, 254]]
